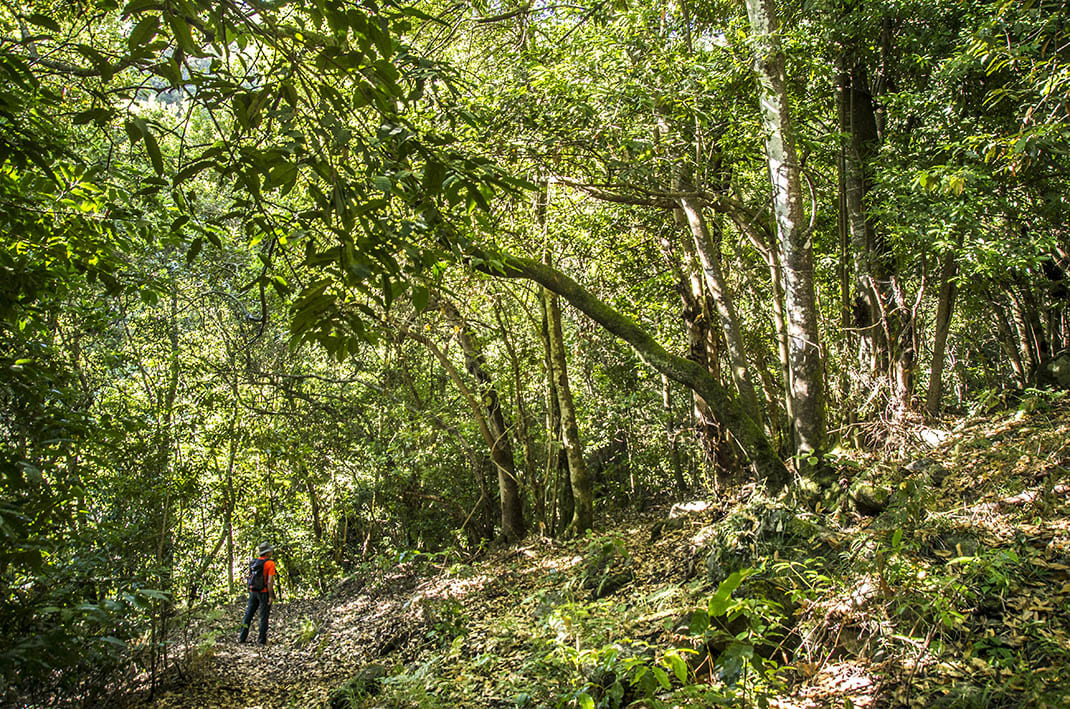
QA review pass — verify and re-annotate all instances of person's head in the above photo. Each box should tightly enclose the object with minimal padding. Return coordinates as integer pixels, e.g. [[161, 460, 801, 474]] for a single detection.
[[258, 542, 274, 558]]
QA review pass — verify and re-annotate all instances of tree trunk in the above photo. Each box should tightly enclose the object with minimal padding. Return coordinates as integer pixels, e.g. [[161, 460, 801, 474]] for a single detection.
[[1007, 286, 1040, 381], [669, 229, 739, 482], [926, 245, 959, 415], [491, 254, 790, 490], [840, 60, 883, 368], [728, 212, 792, 442], [744, 0, 826, 457], [993, 299, 1027, 386], [539, 292, 572, 536], [662, 374, 686, 493], [441, 300, 525, 542], [494, 301, 538, 527], [403, 322, 524, 542], [225, 360, 239, 590], [543, 278, 593, 536], [150, 277, 181, 694], [677, 195, 763, 426], [840, 56, 917, 420]]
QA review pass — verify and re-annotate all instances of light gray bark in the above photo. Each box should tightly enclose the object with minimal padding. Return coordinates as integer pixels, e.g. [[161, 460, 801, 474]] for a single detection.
[[744, 0, 826, 456], [678, 196, 763, 427]]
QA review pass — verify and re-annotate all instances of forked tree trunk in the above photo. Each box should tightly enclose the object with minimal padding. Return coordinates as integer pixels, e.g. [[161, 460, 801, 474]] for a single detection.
[[441, 301, 525, 543], [677, 195, 763, 427], [543, 278, 593, 536], [744, 0, 826, 457], [402, 325, 522, 541], [674, 231, 739, 481]]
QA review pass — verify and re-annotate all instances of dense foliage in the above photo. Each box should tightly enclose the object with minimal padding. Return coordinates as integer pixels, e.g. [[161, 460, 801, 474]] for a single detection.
[[1, 0, 1068, 703]]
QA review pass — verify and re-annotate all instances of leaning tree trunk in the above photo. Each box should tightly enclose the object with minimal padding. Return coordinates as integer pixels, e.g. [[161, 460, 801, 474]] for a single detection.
[[401, 325, 521, 541], [662, 225, 740, 481], [491, 255, 790, 490], [745, 0, 826, 458], [677, 194, 763, 427], [543, 277, 593, 537], [993, 297, 1027, 386]]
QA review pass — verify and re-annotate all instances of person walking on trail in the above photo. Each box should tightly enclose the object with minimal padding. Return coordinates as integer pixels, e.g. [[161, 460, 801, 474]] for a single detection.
[[239, 542, 277, 645]]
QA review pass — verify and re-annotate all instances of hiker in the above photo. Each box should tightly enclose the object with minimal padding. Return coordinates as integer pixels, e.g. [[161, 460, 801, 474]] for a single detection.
[[238, 542, 277, 645]]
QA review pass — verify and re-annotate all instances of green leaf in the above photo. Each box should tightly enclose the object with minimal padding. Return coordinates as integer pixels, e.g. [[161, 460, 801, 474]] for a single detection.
[[232, 93, 251, 129], [652, 666, 671, 690], [73, 108, 114, 126], [577, 693, 594, 709], [166, 14, 196, 53], [172, 159, 214, 186], [368, 17, 393, 58], [411, 284, 429, 312], [143, 128, 164, 174], [267, 162, 298, 191], [422, 161, 446, 195], [75, 44, 114, 80], [128, 15, 161, 51], [467, 184, 490, 211], [667, 652, 688, 682], [152, 59, 182, 87], [689, 610, 709, 635], [124, 118, 144, 144], [122, 0, 160, 16], [24, 13, 61, 32], [708, 569, 750, 617], [269, 275, 290, 297], [186, 237, 203, 264]]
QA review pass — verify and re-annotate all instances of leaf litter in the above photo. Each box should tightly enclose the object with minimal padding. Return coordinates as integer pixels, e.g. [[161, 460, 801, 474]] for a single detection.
[[143, 399, 1070, 708]]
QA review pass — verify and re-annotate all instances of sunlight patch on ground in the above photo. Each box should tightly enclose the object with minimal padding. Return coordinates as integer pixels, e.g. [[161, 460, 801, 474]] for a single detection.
[[533, 554, 582, 573], [690, 525, 718, 547], [791, 661, 879, 708]]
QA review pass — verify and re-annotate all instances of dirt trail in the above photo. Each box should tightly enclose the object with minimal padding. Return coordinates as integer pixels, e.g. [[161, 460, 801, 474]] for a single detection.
[[148, 580, 416, 708], [141, 405, 1070, 708]]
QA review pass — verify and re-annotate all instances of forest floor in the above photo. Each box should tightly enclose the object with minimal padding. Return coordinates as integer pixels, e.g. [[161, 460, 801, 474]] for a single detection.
[[147, 394, 1070, 708]]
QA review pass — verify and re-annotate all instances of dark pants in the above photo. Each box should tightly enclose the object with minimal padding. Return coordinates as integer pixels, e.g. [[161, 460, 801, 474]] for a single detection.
[[239, 591, 271, 644]]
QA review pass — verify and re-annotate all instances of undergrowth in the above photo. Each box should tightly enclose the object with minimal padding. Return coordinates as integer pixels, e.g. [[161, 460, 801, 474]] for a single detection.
[[332, 401, 1070, 708]]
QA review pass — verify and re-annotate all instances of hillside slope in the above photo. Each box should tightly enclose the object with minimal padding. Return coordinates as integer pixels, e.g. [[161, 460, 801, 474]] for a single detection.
[[150, 397, 1070, 708]]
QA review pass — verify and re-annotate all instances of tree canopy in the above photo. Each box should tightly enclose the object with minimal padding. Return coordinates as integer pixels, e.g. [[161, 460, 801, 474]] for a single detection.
[[2, 0, 1069, 704]]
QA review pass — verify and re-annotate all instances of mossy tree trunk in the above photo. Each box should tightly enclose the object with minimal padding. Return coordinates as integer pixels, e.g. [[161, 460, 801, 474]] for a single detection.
[[543, 275, 593, 536], [491, 255, 790, 490]]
